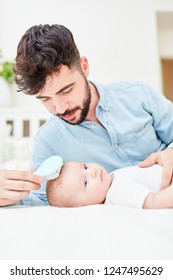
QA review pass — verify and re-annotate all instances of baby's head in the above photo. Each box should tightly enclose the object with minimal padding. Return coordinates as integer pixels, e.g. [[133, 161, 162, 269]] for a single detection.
[[46, 161, 113, 207]]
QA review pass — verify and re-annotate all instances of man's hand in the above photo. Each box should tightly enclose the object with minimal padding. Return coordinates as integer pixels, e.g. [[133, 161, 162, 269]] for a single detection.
[[138, 149, 173, 190], [0, 169, 44, 206]]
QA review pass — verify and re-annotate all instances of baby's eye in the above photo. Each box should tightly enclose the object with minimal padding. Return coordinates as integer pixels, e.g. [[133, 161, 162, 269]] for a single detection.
[[84, 178, 88, 187], [84, 164, 88, 170]]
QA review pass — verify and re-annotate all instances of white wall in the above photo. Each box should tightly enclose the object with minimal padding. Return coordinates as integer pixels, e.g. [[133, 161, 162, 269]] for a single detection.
[[0, 0, 173, 108], [157, 12, 173, 58]]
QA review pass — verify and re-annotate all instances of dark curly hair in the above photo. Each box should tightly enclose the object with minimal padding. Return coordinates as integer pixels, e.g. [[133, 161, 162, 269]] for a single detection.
[[14, 24, 81, 95]]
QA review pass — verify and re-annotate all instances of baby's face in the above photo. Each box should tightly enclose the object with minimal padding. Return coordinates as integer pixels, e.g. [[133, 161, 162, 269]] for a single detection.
[[59, 162, 113, 206]]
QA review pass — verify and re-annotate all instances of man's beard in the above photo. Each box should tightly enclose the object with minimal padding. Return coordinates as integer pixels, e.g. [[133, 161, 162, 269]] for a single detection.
[[56, 79, 91, 125]]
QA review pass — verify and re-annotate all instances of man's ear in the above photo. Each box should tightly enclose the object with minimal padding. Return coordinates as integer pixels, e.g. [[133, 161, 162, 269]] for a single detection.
[[80, 56, 89, 77]]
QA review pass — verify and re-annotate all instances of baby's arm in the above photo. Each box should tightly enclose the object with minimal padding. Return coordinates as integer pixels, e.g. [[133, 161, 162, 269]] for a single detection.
[[143, 184, 173, 209]]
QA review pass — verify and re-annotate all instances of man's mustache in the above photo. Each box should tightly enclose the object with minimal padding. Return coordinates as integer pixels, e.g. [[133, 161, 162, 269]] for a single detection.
[[56, 106, 81, 118]]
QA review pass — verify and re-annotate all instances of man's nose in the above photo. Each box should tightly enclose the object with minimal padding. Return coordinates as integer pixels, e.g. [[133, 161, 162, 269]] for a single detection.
[[53, 97, 68, 115]]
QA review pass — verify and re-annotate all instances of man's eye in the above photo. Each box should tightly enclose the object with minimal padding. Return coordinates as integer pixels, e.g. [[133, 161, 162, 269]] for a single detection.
[[61, 88, 72, 94], [41, 98, 48, 102]]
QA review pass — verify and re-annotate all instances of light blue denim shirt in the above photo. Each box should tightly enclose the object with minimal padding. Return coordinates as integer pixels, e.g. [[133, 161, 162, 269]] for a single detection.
[[30, 81, 173, 205]]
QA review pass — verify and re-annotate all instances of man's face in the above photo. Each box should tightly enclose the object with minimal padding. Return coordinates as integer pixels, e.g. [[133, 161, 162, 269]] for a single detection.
[[57, 75, 91, 125], [35, 60, 91, 124]]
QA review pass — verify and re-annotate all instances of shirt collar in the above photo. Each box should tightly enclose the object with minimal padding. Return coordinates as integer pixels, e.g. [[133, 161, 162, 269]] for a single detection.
[[90, 81, 110, 112]]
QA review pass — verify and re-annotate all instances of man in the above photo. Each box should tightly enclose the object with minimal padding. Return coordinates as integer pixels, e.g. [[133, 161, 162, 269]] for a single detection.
[[8, 23, 173, 205], [0, 169, 43, 206]]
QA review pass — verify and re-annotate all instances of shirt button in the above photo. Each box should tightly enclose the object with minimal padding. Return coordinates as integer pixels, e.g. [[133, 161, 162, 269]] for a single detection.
[[115, 144, 119, 148], [91, 124, 95, 128]]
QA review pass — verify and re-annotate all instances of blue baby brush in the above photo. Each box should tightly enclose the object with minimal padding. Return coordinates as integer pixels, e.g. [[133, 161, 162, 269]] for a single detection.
[[34, 155, 63, 180]]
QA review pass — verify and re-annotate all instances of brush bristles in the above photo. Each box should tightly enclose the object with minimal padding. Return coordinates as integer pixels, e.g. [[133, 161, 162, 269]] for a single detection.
[[46, 168, 61, 180]]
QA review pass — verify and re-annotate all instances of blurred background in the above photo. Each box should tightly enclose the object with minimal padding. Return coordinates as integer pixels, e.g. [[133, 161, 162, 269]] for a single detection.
[[0, 0, 173, 167], [0, 0, 173, 104]]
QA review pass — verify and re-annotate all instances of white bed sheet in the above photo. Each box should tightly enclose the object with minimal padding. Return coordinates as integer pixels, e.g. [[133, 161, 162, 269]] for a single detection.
[[0, 204, 172, 260]]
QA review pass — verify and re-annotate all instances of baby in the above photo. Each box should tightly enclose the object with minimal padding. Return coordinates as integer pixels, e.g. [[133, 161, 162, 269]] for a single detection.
[[46, 162, 173, 209]]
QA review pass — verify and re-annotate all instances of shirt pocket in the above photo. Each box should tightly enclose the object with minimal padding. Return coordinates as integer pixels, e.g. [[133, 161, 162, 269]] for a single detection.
[[131, 122, 160, 158]]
